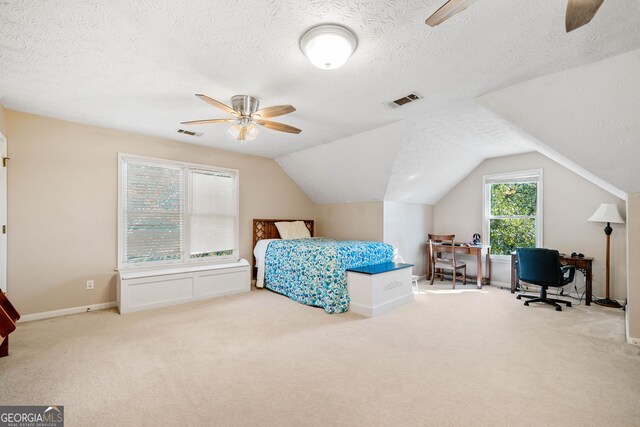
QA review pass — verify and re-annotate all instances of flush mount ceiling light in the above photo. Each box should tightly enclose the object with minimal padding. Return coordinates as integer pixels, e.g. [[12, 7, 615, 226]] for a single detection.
[[300, 24, 357, 70]]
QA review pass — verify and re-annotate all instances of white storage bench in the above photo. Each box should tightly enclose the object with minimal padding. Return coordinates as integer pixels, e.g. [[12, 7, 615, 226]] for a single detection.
[[346, 262, 415, 317], [117, 259, 250, 314]]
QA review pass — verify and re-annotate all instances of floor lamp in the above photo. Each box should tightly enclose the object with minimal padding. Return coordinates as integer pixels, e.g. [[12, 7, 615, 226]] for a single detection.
[[588, 203, 625, 308]]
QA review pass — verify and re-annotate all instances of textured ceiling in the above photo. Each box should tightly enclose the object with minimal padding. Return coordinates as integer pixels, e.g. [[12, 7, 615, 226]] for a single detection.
[[278, 100, 535, 204], [1, 0, 639, 204], [1, 0, 639, 159], [479, 49, 640, 197]]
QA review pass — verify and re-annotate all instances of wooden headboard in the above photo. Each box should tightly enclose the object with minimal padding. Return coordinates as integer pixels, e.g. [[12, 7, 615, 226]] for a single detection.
[[252, 219, 314, 278], [252, 219, 315, 248]]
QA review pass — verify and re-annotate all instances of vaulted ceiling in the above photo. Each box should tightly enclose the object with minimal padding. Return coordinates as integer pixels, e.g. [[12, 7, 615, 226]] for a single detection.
[[479, 48, 640, 197], [1, 1, 639, 204]]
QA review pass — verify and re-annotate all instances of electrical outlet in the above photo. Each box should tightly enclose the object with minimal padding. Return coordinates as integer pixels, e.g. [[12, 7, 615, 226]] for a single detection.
[[86, 280, 94, 290]]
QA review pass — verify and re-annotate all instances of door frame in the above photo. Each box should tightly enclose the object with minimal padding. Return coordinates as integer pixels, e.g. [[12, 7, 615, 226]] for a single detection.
[[0, 132, 6, 293]]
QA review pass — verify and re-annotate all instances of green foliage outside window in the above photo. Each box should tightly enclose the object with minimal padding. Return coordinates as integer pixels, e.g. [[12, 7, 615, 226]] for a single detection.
[[489, 183, 538, 255]]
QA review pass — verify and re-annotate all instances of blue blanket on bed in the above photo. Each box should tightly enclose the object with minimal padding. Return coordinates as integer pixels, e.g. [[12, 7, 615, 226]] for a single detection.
[[264, 238, 394, 314]]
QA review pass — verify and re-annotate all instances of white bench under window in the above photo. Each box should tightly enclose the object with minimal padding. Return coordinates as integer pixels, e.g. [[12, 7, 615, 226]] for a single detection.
[[117, 260, 250, 314]]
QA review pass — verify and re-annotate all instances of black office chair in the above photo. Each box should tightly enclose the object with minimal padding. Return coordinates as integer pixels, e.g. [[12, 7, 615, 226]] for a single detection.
[[515, 248, 576, 311]]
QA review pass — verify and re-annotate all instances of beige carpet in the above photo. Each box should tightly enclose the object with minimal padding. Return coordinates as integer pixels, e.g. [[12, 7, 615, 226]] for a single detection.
[[1, 281, 639, 426]]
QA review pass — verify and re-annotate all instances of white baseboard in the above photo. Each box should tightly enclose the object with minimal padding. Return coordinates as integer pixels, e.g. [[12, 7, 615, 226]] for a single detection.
[[627, 336, 640, 346], [18, 302, 117, 323], [488, 280, 511, 289]]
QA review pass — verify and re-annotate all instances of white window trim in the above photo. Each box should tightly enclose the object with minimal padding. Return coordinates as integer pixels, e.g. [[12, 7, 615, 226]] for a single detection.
[[117, 153, 240, 271], [482, 168, 543, 261]]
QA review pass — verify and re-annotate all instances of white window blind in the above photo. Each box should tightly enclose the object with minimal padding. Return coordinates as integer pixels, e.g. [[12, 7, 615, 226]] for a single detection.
[[190, 170, 237, 258], [119, 155, 239, 268], [123, 161, 185, 264]]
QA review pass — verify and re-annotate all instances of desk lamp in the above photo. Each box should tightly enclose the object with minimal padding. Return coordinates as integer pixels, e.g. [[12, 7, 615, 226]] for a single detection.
[[588, 203, 625, 308]]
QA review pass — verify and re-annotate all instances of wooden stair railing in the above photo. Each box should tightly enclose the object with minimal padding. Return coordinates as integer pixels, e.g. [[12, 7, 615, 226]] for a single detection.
[[0, 292, 20, 357]]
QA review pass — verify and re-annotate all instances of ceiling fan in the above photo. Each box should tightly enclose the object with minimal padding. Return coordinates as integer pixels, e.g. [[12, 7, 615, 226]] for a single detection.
[[181, 94, 301, 143], [425, 0, 605, 33]]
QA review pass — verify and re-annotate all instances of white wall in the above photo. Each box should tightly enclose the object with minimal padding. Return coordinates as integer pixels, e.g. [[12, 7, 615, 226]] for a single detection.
[[383, 201, 434, 276], [435, 152, 627, 299], [627, 193, 640, 344]]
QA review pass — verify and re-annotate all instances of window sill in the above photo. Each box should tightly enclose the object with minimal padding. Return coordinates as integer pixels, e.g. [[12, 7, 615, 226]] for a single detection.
[[118, 259, 248, 280], [489, 255, 512, 263]]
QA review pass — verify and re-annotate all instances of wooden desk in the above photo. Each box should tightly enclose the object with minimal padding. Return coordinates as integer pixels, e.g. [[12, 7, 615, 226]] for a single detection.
[[510, 254, 593, 306], [426, 245, 491, 289]]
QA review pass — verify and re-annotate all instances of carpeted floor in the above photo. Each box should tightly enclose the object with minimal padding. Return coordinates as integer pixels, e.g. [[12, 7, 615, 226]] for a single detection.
[[1, 281, 639, 426]]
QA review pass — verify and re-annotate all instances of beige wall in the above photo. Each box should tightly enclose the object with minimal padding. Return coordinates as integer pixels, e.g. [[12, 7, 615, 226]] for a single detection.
[[315, 201, 435, 275], [383, 201, 434, 276], [434, 152, 627, 299], [6, 110, 316, 315], [627, 193, 640, 343], [0, 103, 5, 135], [315, 202, 384, 241]]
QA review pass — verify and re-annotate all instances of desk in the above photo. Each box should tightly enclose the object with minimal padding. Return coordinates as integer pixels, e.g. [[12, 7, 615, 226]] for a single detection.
[[426, 245, 491, 289], [510, 254, 593, 306]]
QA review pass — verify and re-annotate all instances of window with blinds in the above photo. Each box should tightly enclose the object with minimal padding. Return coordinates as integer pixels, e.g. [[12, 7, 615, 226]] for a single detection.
[[189, 170, 236, 259], [483, 169, 543, 257], [119, 155, 239, 268]]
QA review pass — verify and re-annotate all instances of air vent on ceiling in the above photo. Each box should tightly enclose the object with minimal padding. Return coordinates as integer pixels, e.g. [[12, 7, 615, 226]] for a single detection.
[[388, 92, 423, 108], [176, 129, 203, 137]]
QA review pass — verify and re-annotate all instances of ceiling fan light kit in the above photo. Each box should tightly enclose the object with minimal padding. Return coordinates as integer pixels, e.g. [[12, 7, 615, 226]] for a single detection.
[[300, 24, 357, 70], [181, 94, 301, 143]]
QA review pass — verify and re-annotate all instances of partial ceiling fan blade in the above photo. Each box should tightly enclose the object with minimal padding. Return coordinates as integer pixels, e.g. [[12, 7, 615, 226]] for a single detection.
[[256, 120, 302, 134], [425, 0, 479, 27], [195, 94, 239, 117], [238, 126, 247, 141], [565, 0, 604, 32], [180, 119, 235, 125], [253, 105, 296, 119]]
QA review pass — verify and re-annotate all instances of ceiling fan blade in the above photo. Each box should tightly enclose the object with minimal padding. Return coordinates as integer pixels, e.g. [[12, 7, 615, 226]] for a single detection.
[[195, 94, 239, 117], [253, 105, 296, 119], [565, 0, 604, 32], [425, 0, 479, 27], [238, 126, 247, 141], [180, 118, 235, 125], [256, 120, 302, 134]]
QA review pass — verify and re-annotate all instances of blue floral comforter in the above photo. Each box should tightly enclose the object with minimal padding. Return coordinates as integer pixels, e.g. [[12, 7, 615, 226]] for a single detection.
[[264, 238, 394, 314]]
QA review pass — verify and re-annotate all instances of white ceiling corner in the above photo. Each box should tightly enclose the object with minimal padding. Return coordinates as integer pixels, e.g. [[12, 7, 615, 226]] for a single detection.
[[276, 120, 407, 204]]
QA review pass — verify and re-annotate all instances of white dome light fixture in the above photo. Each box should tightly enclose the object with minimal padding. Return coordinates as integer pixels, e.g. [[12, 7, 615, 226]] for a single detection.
[[300, 24, 357, 70]]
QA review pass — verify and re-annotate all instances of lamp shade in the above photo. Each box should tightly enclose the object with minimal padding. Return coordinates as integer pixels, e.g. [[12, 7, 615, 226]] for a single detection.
[[588, 203, 625, 224]]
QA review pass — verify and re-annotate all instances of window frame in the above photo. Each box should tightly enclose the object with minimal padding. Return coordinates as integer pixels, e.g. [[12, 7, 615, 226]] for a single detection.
[[482, 169, 543, 261], [117, 153, 240, 270]]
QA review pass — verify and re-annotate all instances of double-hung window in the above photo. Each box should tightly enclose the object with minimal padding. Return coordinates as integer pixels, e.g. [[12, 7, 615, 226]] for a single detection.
[[119, 154, 239, 269], [483, 169, 543, 258]]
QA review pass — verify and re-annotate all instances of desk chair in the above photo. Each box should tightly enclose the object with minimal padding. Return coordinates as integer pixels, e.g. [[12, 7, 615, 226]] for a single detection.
[[515, 248, 575, 311], [429, 234, 466, 289]]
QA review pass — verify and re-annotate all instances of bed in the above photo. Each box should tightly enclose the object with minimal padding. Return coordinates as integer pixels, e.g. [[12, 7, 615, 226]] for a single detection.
[[253, 219, 394, 314]]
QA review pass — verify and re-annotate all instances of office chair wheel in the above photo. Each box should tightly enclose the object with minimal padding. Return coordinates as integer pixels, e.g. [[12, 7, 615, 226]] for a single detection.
[[556, 306, 562, 311], [524, 301, 529, 306], [517, 295, 522, 300]]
